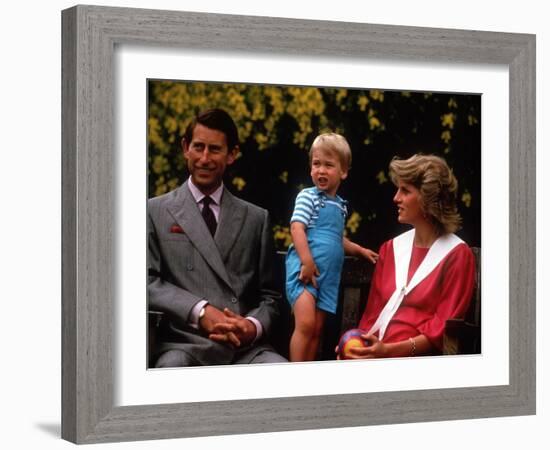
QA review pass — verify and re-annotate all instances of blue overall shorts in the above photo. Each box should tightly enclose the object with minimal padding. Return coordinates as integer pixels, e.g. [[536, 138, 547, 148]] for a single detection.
[[285, 195, 346, 314]]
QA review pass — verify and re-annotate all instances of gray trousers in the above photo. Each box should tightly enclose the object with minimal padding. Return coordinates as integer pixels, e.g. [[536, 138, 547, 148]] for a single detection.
[[155, 348, 287, 368]]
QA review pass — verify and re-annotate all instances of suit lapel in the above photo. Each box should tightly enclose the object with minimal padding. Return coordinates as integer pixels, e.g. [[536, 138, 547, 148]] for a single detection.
[[167, 182, 232, 290], [216, 188, 247, 263]]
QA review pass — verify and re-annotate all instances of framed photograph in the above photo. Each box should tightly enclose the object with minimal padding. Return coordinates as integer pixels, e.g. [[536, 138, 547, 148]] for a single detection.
[[62, 5, 535, 444]]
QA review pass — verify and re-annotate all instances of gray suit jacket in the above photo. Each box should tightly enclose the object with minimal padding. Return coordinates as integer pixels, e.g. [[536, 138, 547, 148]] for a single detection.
[[147, 181, 281, 365]]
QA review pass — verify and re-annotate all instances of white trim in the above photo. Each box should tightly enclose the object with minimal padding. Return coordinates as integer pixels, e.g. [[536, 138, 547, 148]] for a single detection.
[[368, 230, 464, 339]]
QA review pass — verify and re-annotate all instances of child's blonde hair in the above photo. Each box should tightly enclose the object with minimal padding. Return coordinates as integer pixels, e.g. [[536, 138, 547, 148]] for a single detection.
[[309, 133, 352, 171]]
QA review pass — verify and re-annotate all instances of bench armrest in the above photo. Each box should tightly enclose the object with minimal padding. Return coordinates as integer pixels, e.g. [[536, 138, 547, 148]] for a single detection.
[[443, 318, 480, 355]]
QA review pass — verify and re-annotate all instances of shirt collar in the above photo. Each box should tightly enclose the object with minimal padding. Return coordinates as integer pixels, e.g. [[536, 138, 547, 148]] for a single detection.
[[312, 186, 325, 197], [312, 185, 344, 204], [187, 177, 224, 206]]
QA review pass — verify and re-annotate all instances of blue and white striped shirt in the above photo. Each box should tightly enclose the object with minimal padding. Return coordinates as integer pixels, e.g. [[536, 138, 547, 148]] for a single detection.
[[290, 187, 347, 229]]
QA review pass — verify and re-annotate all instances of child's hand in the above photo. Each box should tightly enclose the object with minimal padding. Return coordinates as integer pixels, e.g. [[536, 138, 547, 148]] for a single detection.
[[361, 247, 379, 264], [299, 262, 320, 288]]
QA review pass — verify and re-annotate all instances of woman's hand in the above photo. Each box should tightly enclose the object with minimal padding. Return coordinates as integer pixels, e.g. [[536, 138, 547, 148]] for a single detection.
[[338, 334, 431, 359], [299, 261, 320, 288], [346, 334, 389, 359]]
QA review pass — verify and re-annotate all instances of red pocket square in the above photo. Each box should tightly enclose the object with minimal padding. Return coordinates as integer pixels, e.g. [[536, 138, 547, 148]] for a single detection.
[[170, 224, 184, 234]]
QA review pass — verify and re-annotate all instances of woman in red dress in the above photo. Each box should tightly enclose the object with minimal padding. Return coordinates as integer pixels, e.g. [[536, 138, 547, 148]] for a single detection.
[[338, 154, 475, 359]]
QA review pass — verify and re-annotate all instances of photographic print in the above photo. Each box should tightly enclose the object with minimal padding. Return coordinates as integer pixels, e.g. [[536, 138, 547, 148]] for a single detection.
[[146, 80, 481, 368]]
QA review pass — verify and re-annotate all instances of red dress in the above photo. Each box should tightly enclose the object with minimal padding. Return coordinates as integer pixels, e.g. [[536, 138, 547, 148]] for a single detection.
[[358, 239, 476, 352]]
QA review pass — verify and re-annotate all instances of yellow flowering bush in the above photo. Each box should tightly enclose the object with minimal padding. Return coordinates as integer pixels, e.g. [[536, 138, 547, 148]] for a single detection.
[[148, 81, 481, 249]]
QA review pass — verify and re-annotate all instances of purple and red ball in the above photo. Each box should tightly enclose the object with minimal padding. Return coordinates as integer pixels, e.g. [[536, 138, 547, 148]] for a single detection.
[[338, 328, 369, 359]]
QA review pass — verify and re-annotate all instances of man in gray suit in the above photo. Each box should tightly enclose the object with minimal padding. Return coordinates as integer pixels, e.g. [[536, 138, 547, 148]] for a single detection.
[[148, 108, 287, 367]]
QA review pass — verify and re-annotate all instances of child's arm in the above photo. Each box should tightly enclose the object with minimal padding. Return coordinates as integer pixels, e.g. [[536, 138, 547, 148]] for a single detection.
[[291, 222, 320, 288], [343, 237, 379, 264]]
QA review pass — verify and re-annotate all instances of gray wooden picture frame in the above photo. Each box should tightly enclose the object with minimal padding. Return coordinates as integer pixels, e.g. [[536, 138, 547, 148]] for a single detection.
[[61, 4, 536, 444]]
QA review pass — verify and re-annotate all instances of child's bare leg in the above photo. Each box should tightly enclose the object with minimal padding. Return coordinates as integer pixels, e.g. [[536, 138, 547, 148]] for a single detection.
[[289, 290, 317, 362], [305, 308, 327, 360]]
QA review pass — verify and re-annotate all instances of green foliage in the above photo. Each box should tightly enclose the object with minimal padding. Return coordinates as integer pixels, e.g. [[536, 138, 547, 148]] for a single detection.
[[148, 80, 481, 250]]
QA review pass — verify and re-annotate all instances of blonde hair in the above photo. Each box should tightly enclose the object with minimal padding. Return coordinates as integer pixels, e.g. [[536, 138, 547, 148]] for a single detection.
[[389, 154, 462, 234], [309, 133, 352, 171]]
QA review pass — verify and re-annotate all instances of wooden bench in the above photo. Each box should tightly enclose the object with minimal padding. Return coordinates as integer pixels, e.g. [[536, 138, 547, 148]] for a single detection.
[[442, 247, 481, 355], [149, 247, 481, 364]]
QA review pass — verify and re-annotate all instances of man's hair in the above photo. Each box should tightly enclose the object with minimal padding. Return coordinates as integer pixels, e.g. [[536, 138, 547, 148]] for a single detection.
[[183, 108, 239, 150], [309, 133, 352, 171], [389, 153, 461, 234]]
